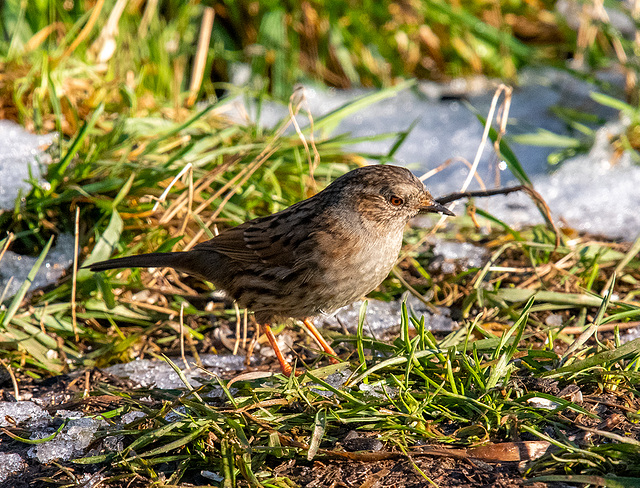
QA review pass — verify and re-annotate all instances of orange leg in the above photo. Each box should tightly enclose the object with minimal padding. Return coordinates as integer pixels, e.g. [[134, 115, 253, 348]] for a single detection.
[[263, 324, 293, 376], [303, 318, 340, 364]]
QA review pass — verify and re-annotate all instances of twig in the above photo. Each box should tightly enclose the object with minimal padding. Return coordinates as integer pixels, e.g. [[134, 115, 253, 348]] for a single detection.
[[436, 84, 513, 230], [600, 233, 640, 295], [159, 159, 233, 224], [0, 278, 14, 305], [178, 164, 195, 235], [439, 184, 559, 248], [24, 23, 64, 53], [419, 157, 487, 191], [561, 321, 640, 335], [89, 0, 128, 65], [233, 302, 241, 355], [0, 232, 14, 266], [185, 84, 317, 250], [436, 185, 526, 205], [398, 85, 513, 264], [180, 302, 190, 370], [0, 359, 19, 400], [246, 319, 260, 366], [391, 268, 437, 313], [242, 308, 248, 350], [183, 146, 280, 251], [72, 206, 80, 341], [83, 370, 90, 399], [151, 163, 193, 213], [288, 86, 320, 193], [138, 0, 158, 38], [187, 7, 215, 107], [63, 0, 106, 59]]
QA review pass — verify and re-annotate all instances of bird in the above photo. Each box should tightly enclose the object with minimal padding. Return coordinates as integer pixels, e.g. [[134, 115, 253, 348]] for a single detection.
[[88, 164, 454, 375]]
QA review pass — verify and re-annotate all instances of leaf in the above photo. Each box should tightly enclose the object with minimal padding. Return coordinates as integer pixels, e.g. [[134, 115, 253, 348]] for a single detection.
[[312, 80, 415, 134], [1, 235, 53, 327], [528, 475, 640, 488], [77, 210, 123, 282], [494, 288, 606, 308], [590, 92, 637, 117], [486, 297, 533, 390], [307, 409, 326, 461], [2, 419, 68, 444], [511, 129, 583, 148], [543, 337, 640, 377], [139, 425, 209, 458], [48, 103, 104, 191]]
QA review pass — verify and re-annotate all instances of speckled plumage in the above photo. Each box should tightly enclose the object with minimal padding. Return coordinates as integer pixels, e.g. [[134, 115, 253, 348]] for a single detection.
[[89, 165, 453, 323]]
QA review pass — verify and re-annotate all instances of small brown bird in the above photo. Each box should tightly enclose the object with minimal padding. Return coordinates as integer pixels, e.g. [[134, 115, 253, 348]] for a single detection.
[[89, 165, 453, 375]]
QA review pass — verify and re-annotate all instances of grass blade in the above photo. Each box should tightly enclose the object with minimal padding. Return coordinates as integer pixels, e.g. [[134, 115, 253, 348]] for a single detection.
[[1, 235, 54, 327], [77, 210, 123, 281]]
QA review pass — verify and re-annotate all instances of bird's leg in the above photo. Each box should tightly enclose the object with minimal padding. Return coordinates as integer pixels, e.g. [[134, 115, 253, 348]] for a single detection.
[[263, 324, 293, 376], [302, 318, 340, 364]]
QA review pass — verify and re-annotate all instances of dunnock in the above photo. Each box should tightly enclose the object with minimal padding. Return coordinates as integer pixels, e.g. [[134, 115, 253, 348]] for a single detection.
[[89, 165, 453, 374]]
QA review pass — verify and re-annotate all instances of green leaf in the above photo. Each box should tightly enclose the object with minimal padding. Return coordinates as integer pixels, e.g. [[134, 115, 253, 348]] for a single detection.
[[1, 235, 53, 327], [77, 210, 123, 282], [543, 337, 640, 377], [312, 80, 415, 134], [528, 475, 640, 488], [139, 424, 209, 458], [307, 408, 326, 460], [48, 102, 104, 191], [356, 301, 368, 371], [2, 418, 68, 444], [511, 129, 583, 148], [590, 92, 638, 117]]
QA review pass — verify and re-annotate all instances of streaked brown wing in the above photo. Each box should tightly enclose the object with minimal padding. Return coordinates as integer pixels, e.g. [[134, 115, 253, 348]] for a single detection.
[[192, 223, 258, 263], [192, 202, 312, 266]]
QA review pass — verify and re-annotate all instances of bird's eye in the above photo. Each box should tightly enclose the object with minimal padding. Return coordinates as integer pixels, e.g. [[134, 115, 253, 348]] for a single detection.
[[389, 195, 404, 206]]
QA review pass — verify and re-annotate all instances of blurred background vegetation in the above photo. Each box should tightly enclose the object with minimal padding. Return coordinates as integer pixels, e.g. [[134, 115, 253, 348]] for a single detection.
[[2, 0, 639, 132]]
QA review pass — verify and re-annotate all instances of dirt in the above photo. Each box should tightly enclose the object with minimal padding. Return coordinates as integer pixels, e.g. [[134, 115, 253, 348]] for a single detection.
[[272, 457, 547, 487]]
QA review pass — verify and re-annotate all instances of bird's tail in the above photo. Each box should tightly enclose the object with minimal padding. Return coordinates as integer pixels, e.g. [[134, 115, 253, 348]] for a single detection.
[[87, 252, 191, 273]]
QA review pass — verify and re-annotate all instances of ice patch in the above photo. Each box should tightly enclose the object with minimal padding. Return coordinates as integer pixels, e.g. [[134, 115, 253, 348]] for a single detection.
[[0, 401, 52, 427], [121, 410, 147, 424], [246, 68, 619, 195], [358, 381, 399, 399], [622, 327, 640, 343], [234, 68, 635, 241], [28, 417, 106, 463], [482, 121, 640, 240], [105, 354, 246, 389], [318, 296, 456, 335], [201, 470, 225, 482], [311, 369, 352, 398], [0, 120, 55, 210], [0, 453, 27, 482], [0, 233, 75, 299], [429, 239, 489, 274]]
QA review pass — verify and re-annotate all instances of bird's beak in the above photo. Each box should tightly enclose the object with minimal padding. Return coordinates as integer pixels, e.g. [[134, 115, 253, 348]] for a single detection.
[[420, 195, 455, 216]]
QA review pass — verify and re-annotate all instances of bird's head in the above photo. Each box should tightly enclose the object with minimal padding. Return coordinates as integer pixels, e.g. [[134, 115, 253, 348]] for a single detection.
[[323, 165, 453, 229]]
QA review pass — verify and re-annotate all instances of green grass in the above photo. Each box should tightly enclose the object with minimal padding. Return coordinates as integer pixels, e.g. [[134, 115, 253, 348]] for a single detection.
[[0, 0, 549, 100], [5, 213, 640, 485], [65, 263, 640, 486], [3, 0, 637, 101]]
